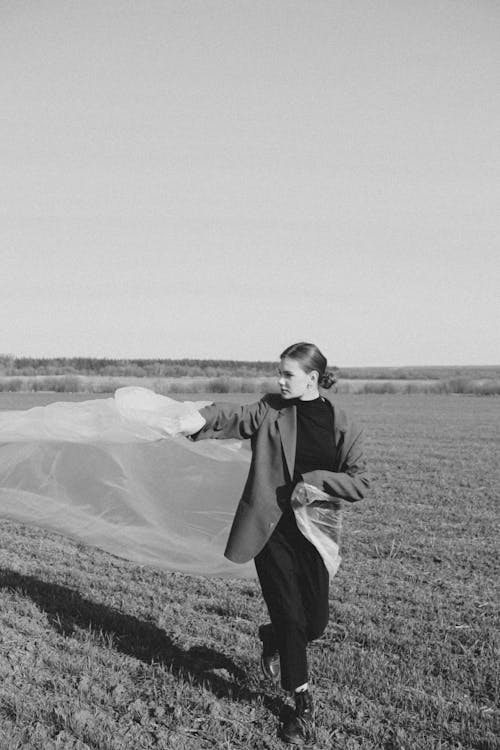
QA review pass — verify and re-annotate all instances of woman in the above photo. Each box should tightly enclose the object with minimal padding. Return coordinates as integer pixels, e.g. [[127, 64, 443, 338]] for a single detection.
[[189, 342, 369, 745]]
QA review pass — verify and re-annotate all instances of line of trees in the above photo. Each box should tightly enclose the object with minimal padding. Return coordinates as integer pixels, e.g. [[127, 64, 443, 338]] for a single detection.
[[1, 356, 498, 381], [0, 356, 279, 378]]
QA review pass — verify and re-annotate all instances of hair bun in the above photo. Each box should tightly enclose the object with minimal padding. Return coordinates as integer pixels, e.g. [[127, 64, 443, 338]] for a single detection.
[[319, 371, 337, 389]]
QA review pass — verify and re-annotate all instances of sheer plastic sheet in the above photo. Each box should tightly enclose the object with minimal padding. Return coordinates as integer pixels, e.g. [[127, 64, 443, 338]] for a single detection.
[[0, 388, 254, 577], [0, 388, 342, 579], [291, 482, 342, 578]]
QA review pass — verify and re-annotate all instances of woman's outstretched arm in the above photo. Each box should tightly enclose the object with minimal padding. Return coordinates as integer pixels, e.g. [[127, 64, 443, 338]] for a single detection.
[[190, 397, 270, 441]]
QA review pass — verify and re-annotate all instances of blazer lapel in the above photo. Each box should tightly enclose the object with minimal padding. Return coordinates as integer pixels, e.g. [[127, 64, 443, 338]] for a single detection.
[[276, 405, 296, 481]]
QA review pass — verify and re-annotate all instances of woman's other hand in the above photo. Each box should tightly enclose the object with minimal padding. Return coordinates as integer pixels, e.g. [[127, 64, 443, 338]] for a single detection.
[[290, 481, 310, 507]]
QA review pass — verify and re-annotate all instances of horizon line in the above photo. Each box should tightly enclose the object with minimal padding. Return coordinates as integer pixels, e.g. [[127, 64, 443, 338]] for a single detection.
[[2, 356, 499, 370]]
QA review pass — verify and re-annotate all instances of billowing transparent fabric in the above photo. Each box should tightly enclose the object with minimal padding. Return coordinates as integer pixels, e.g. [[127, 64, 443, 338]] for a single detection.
[[0, 387, 253, 577], [291, 482, 342, 578], [0, 388, 342, 578]]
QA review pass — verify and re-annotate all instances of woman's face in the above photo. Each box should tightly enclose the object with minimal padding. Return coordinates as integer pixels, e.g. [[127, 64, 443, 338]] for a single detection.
[[277, 357, 317, 400]]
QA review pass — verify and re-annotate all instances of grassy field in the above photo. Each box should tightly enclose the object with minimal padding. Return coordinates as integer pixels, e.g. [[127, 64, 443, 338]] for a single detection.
[[0, 393, 499, 749], [2, 373, 500, 396]]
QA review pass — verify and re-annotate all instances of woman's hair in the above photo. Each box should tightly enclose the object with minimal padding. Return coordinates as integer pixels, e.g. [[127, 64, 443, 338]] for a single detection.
[[279, 342, 337, 389]]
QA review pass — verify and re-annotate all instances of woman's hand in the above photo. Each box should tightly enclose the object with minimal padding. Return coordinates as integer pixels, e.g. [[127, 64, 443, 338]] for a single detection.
[[291, 481, 336, 507], [290, 481, 311, 507], [160, 412, 206, 437]]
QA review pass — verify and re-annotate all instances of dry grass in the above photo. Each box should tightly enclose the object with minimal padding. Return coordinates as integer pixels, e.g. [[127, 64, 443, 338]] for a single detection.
[[1, 374, 500, 396], [0, 394, 498, 749]]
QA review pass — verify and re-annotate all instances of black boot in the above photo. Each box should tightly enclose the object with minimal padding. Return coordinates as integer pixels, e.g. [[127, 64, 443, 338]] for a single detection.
[[258, 623, 280, 683], [281, 689, 314, 746]]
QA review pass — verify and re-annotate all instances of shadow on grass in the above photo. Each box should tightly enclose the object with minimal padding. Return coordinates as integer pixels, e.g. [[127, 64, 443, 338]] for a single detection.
[[0, 567, 285, 716]]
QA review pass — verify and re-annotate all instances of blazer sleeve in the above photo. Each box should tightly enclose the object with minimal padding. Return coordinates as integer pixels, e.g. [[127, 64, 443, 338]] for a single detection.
[[191, 398, 270, 441], [301, 425, 369, 502]]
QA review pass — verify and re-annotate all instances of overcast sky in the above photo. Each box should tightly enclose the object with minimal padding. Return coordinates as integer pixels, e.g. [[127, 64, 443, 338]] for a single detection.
[[1, 0, 498, 366]]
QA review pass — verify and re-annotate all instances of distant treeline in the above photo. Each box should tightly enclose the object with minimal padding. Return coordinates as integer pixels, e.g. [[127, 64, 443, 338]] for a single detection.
[[0, 357, 279, 378], [1, 356, 499, 380]]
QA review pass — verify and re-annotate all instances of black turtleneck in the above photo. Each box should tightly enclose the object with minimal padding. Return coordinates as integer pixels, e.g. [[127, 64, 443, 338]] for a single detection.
[[292, 396, 337, 484]]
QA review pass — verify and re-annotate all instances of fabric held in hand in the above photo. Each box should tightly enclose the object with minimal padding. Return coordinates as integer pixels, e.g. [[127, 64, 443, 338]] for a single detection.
[[291, 482, 342, 578]]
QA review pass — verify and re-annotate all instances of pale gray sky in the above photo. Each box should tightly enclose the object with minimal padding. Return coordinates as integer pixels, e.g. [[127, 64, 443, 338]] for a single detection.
[[1, 0, 499, 365]]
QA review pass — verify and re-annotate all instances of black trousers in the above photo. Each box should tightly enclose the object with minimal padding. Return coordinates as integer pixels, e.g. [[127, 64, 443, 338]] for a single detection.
[[254, 508, 330, 692]]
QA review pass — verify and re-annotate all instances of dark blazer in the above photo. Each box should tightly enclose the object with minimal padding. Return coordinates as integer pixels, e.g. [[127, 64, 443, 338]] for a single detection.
[[192, 393, 369, 564]]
